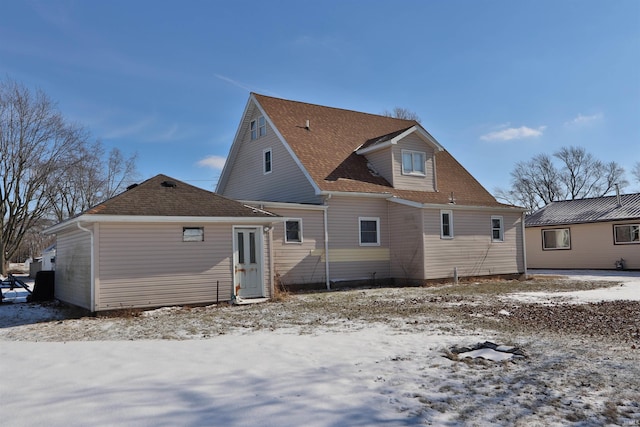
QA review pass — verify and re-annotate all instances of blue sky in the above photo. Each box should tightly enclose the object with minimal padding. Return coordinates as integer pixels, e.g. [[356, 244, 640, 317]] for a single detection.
[[2, 0, 639, 193]]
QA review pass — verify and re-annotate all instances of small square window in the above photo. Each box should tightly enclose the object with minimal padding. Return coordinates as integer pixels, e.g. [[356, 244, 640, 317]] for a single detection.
[[491, 216, 504, 242], [285, 219, 302, 243], [183, 227, 204, 242], [401, 150, 426, 175], [441, 210, 453, 239], [359, 217, 380, 246]]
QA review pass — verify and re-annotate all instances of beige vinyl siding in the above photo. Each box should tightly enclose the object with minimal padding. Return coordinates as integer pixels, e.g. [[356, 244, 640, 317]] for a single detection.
[[392, 134, 436, 191], [222, 108, 320, 204], [364, 147, 394, 186], [423, 209, 524, 279], [526, 220, 639, 269], [326, 196, 390, 281], [55, 227, 92, 310], [95, 223, 239, 311], [266, 206, 327, 286], [389, 202, 425, 281]]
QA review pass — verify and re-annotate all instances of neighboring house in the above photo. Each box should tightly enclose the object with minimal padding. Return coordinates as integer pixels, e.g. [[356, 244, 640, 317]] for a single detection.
[[525, 193, 640, 270], [45, 174, 280, 312], [41, 243, 56, 271], [217, 93, 527, 289]]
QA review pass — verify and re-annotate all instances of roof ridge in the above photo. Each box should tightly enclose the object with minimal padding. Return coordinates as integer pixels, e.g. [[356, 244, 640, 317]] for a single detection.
[[252, 92, 418, 125]]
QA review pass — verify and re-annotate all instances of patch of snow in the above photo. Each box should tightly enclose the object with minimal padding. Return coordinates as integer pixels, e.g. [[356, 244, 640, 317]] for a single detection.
[[459, 347, 515, 361]]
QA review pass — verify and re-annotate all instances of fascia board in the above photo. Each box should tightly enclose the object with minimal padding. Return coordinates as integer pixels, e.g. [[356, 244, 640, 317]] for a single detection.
[[45, 214, 284, 234], [355, 125, 444, 156], [240, 200, 328, 211], [215, 95, 256, 193], [389, 197, 527, 212], [318, 191, 392, 199]]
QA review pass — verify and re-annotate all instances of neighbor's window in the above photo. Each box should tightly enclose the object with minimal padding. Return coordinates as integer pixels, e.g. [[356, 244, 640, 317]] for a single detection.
[[250, 119, 257, 140], [258, 116, 267, 137], [440, 210, 453, 239], [263, 148, 272, 174], [285, 219, 302, 243], [491, 216, 504, 242], [401, 150, 426, 175], [542, 228, 571, 250], [183, 227, 204, 242], [614, 224, 639, 244], [359, 217, 380, 246]]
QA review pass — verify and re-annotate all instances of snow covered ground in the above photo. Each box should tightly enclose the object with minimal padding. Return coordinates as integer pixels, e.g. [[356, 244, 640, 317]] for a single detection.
[[1, 270, 639, 426]]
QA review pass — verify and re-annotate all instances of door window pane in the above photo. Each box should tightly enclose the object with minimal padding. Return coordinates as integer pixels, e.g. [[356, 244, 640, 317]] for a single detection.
[[249, 232, 256, 264], [237, 232, 245, 264]]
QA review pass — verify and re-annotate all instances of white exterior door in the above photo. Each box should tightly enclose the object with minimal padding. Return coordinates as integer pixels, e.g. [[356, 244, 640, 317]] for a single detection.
[[234, 227, 263, 298]]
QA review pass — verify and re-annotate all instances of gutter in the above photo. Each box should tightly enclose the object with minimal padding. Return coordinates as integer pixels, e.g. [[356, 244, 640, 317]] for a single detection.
[[76, 222, 95, 312]]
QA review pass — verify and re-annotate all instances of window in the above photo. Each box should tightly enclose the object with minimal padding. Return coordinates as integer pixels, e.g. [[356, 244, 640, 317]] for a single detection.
[[401, 150, 426, 175], [440, 210, 453, 239], [263, 148, 272, 174], [491, 216, 504, 242], [285, 219, 302, 243], [614, 224, 639, 244], [359, 217, 380, 246], [183, 227, 204, 242], [542, 228, 571, 250], [251, 116, 266, 140]]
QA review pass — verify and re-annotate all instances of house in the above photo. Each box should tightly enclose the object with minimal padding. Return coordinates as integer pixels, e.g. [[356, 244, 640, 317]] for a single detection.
[[45, 174, 281, 312], [525, 193, 640, 270], [216, 93, 527, 289]]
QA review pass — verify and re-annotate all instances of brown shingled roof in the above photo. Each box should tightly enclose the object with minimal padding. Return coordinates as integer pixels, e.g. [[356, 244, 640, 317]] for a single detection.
[[86, 174, 277, 218], [254, 94, 509, 208]]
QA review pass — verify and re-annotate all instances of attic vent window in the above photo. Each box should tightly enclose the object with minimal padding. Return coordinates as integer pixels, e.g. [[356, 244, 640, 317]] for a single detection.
[[161, 180, 177, 188]]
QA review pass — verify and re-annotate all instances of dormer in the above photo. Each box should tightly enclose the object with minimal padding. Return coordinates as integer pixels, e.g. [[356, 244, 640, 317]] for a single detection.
[[356, 125, 444, 192]]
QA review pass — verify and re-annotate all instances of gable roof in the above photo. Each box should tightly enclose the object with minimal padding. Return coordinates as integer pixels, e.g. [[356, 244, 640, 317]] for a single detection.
[[46, 174, 278, 234], [250, 93, 510, 208], [525, 193, 640, 227]]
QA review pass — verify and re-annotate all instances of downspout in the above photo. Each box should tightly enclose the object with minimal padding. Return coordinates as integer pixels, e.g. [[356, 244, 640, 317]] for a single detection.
[[268, 225, 275, 297], [521, 211, 528, 278], [76, 222, 95, 312], [323, 195, 331, 290]]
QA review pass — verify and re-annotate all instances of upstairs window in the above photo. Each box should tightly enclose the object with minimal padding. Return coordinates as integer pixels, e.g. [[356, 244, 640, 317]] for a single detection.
[[491, 216, 504, 242], [285, 219, 302, 243], [250, 116, 266, 140], [359, 217, 380, 246], [614, 224, 639, 244], [440, 210, 453, 239], [263, 148, 272, 174], [542, 228, 571, 250], [401, 150, 426, 175]]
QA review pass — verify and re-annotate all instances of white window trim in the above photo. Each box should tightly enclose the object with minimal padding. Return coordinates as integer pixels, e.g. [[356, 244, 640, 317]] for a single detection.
[[250, 119, 257, 140], [542, 228, 571, 250], [491, 215, 504, 242], [284, 218, 303, 244], [401, 149, 426, 176], [613, 223, 640, 245], [440, 210, 453, 239], [263, 148, 272, 175], [359, 217, 380, 246], [258, 116, 267, 137]]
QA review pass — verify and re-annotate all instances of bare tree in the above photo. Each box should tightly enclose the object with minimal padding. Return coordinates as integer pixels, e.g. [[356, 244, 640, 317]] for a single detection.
[[46, 141, 138, 221], [495, 146, 628, 212], [633, 161, 640, 185], [382, 107, 421, 122], [0, 78, 86, 274]]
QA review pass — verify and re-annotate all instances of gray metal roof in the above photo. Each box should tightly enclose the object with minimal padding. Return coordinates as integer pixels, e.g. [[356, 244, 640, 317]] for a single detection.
[[525, 193, 640, 227]]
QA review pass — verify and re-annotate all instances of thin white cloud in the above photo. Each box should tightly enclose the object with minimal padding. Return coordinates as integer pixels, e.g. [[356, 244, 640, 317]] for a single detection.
[[564, 113, 603, 127], [197, 155, 227, 170], [480, 125, 547, 142]]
